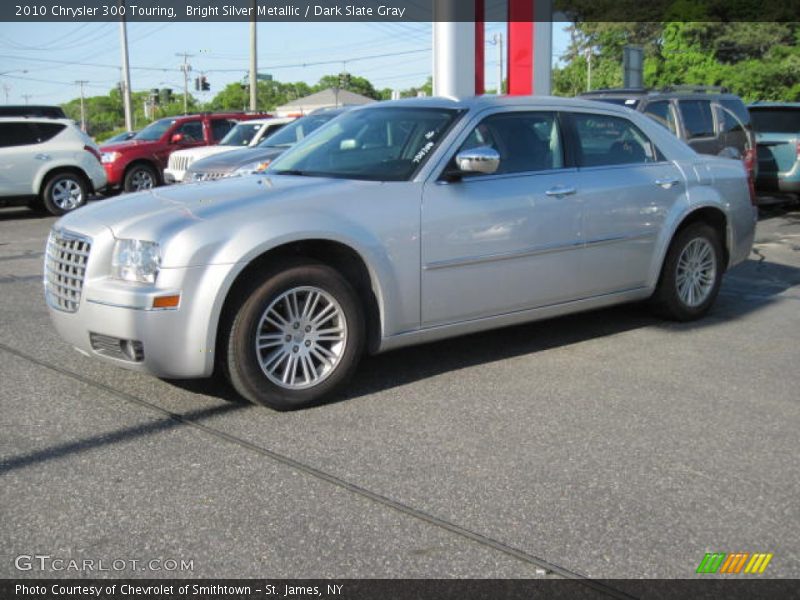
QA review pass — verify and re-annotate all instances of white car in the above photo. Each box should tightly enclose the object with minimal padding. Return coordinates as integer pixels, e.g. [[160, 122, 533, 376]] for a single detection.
[[0, 117, 107, 215], [163, 117, 294, 183]]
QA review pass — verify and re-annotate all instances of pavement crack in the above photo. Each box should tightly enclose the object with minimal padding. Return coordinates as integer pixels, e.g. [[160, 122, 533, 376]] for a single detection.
[[0, 340, 637, 599]]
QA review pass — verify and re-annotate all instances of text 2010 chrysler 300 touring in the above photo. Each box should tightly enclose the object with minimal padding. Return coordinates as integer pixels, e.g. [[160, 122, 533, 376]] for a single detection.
[[45, 96, 757, 410]]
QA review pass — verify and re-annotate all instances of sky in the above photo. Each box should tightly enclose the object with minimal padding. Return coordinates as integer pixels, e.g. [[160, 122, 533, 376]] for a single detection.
[[0, 21, 571, 106]]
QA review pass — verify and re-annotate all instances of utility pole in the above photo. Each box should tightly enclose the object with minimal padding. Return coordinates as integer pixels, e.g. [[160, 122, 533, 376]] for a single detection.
[[119, 1, 133, 131], [585, 47, 592, 92], [75, 80, 88, 132], [491, 32, 503, 95], [249, 1, 257, 112], [2, 83, 11, 104], [177, 52, 193, 115], [21, 94, 32, 105]]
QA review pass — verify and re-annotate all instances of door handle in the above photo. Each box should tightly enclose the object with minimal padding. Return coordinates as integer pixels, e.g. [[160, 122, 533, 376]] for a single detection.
[[655, 178, 680, 189], [545, 186, 577, 197]]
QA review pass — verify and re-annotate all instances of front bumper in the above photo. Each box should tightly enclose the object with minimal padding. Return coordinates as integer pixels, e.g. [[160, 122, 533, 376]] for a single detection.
[[102, 162, 124, 187], [163, 168, 183, 184], [46, 263, 234, 379]]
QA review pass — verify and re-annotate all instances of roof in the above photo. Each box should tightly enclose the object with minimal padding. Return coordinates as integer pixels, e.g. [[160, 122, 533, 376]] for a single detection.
[[276, 88, 377, 111], [356, 94, 640, 113]]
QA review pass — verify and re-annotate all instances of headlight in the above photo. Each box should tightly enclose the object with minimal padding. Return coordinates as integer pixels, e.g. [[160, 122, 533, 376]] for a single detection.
[[111, 239, 161, 284], [232, 159, 272, 176], [101, 151, 120, 164]]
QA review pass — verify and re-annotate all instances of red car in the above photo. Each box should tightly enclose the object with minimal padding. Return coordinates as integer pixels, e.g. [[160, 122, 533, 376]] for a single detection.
[[100, 112, 270, 193]]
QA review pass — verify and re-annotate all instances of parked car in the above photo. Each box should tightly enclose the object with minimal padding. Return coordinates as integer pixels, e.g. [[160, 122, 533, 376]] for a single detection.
[[749, 103, 800, 200], [44, 96, 756, 410], [163, 117, 294, 183], [0, 105, 67, 119], [104, 131, 138, 144], [99, 112, 268, 193], [185, 109, 345, 182], [582, 86, 757, 190], [0, 117, 106, 215]]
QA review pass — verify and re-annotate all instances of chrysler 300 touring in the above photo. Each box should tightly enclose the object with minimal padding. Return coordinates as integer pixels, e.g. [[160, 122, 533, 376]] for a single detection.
[[44, 96, 757, 409]]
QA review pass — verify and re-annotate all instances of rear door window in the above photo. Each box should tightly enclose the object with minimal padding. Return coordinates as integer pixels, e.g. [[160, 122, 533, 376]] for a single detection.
[[210, 118, 236, 141], [678, 100, 715, 139], [570, 113, 660, 167], [643, 101, 677, 134]]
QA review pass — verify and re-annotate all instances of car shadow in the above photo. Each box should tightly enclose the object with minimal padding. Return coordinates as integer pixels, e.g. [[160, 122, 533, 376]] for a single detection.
[[0, 207, 51, 222], [166, 257, 800, 409]]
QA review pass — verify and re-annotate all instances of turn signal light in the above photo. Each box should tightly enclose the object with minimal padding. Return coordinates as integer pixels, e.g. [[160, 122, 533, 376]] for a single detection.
[[152, 294, 180, 309]]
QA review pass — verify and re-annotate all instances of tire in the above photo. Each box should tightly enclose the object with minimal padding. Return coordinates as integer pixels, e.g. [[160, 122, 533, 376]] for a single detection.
[[40, 171, 88, 216], [651, 222, 724, 321], [123, 163, 157, 193], [223, 261, 365, 410]]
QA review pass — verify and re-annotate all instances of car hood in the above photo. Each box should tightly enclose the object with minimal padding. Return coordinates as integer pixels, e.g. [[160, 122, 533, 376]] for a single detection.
[[100, 139, 160, 153], [188, 146, 286, 173], [172, 145, 237, 162], [58, 174, 380, 267]]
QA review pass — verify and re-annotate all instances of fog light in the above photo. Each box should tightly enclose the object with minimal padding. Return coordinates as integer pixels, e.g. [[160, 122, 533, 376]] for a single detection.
[[90, 333, 144, 363]]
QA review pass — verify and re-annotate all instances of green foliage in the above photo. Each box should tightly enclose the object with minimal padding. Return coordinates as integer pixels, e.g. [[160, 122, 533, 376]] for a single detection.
[[553, 21, 800, 102]]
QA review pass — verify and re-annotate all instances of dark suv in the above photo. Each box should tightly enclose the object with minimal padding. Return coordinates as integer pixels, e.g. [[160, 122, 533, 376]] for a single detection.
[[582, 86, 756, 183]]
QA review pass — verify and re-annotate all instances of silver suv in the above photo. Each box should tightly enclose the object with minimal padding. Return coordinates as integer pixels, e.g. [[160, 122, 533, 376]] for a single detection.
[[45, 96, 756, 409], [0, 117, 107, 215]]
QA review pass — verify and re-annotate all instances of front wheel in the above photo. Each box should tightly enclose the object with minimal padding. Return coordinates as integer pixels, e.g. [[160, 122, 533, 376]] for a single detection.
[[651, 222, 724, 321], [224, 261, 365, 410], [123, 164, 157, 193]]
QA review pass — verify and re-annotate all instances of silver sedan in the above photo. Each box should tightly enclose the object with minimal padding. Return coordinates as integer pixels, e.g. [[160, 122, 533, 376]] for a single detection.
[[44, 96, 756, 409]]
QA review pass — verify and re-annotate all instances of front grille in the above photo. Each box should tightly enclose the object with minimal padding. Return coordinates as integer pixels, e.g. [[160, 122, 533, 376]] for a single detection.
[[44, 230, 91, 313], [191, 171, 230, 182], [168, 154, 194, 173]]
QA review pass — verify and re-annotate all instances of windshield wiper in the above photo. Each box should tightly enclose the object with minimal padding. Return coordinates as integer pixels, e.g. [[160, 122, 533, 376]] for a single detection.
[[272, 169, 309, 176]]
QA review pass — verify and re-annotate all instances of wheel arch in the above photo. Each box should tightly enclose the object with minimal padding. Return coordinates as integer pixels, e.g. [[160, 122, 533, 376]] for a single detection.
[[124, 159, 161, 186], [215, 239, 384, 370], [651, 204, 730, 289], [37, 165, 93, 196]]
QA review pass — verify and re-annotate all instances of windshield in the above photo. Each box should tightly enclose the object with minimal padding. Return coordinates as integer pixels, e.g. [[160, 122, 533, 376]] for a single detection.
[[751, 108, 800, 133], [220, 122, 264, 146], [268, 107, 462, 182], [258, 113, 341, 148], [133, 118, 175, 141]]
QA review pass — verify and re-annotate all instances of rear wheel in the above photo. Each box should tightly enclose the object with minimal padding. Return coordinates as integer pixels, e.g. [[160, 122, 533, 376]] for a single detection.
[[123, 163, 157, 193], [223, 261, 365, 410], [41, 171, 88, 215], [651, 222, 723, 321]]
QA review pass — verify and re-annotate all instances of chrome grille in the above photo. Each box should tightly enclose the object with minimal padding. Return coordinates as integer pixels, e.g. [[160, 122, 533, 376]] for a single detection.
[[168, 154, 193, 173], [190, 171, 230, 182], [44, 230, 91, 313]]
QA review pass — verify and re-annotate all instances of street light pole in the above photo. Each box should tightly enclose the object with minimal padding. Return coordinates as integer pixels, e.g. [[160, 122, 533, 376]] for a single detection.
[[75, 80, 88, 131]]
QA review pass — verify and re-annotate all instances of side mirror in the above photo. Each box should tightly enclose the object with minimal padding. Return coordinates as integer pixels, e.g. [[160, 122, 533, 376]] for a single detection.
[[170, 133, 184, 144], [455, 146, 500, 175]]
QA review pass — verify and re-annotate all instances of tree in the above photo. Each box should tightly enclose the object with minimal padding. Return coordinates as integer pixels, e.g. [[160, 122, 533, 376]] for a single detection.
[[313, 73, 382, 100]]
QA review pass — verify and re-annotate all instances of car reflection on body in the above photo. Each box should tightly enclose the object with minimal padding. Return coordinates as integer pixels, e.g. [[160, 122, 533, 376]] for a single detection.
[[44, 96, 756, 410]]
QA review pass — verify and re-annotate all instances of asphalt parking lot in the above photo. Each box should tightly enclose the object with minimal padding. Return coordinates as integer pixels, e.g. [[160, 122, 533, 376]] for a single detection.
[[1, 199, 798, 582]]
